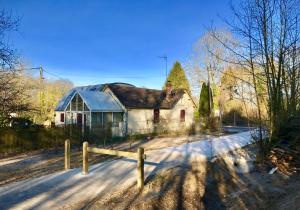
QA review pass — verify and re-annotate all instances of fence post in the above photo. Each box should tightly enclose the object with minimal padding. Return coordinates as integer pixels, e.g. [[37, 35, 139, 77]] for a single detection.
[[65, 139, 70, 170], [82, 141, 89, 175], [137, 147, 144, 189]]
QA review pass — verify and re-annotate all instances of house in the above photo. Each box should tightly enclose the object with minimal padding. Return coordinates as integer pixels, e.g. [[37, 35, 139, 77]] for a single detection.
[[55, 82, 196, 136]]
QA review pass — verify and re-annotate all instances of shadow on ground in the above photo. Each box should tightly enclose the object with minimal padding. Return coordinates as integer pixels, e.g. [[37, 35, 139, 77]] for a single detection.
[[81, 147, 300, 210]]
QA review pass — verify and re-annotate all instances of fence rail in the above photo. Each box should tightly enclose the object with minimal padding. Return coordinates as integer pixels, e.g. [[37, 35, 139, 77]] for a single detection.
[[87, 147, 146, 159], [81, 141, 146, 189]]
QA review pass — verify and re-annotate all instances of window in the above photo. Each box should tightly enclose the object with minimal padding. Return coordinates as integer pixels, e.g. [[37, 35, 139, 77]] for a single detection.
[[60, 113, 65, 122], [103, 112, 113, 124], [180, 110, 185, 122], [153, 109, 160, 123], [71, 95, 76, 111], [92, 112, 103, 127], [113, 112, 123, 123], [77, 96, 83, 111], [84, 103, 89, 111], [66, 103, 71, 111], [77, 113, 82, 125]]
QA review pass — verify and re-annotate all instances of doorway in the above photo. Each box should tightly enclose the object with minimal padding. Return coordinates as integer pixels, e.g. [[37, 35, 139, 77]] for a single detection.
[[77, 113, 83, 126]]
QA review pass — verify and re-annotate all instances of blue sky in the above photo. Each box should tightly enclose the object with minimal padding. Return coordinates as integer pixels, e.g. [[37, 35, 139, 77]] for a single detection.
[[1, 0, 232, 89]]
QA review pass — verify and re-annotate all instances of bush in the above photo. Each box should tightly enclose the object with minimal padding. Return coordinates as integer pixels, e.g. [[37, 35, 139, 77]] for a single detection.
[[0, 126, 83, 156], [278, 116, 300, 145], [222, 108, 253, 126]]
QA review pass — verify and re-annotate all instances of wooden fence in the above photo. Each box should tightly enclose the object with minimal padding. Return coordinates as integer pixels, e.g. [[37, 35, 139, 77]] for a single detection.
[[64, 140, 146, 189]]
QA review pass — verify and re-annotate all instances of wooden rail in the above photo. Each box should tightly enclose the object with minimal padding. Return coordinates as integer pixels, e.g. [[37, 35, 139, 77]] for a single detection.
[[65, 139, 70, 170], [82, 141, 146, 189], [87, 147, 146, 159]]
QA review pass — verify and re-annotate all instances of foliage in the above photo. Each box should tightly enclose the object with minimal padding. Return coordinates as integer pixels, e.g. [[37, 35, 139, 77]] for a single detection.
[[0, 127, 72, 155], [0, 125, 117, 155], [163, 61, 191, 93], [0, 11, 72, 126], [28, 77, 73, 124], [204, 0, 300, 160], [222, 108, 254, 126], [0, 71, 32, 127], [0, 11, 26, 127], [211, 83, 220, 110], [219, 66, 268, 126], [198, 82, 213, 118], [278, 116, 300, 145]]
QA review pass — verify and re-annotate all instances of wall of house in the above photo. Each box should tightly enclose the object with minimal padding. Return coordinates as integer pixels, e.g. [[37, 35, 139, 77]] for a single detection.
[[55, 111, 65, 126], [55, 111, 91, 127], [127, 109, 154, 134], [127, 93, 195, 134]]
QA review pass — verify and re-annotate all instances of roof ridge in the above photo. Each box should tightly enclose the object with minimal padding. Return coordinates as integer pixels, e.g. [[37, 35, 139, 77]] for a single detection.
[[108, 84, 163, 92]]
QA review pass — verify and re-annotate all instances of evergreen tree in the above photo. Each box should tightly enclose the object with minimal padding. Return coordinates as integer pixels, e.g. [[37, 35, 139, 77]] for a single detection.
[[163, 61, 191, 93], [198, 82, 213, 117]]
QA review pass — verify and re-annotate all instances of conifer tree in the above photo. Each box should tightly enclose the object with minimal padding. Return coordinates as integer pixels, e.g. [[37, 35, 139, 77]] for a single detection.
[[198, 82, 213, 117], [163, 61, 191, 93]]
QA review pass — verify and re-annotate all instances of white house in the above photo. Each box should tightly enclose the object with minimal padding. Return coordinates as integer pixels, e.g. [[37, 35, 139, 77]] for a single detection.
[[55, 83, 196, 136]]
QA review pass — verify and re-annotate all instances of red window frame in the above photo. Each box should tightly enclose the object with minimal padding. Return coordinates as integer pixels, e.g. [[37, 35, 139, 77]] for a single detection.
[[153, 109, 160, 123], [180, 110, 185, 122], [60, 113, 65, 122]]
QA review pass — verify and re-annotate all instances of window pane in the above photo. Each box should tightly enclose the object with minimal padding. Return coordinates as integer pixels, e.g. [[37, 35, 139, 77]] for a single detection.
[[71, 94, 76, 111], [113, 112, 123, 123], [84, 103, 89, 111], [92, 112, 102, 127], [103, 112, 112, 124], [66, 103, 70, 111], [77, 95, 83, 111]]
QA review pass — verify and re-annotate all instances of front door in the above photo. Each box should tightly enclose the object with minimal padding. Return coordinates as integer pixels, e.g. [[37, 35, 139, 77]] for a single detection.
[[77, 113, 82, 126]]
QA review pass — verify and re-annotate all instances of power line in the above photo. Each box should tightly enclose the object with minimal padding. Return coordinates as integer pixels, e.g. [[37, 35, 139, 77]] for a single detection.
[[16, 66, 170, 81], [43, 69, 65, 80]]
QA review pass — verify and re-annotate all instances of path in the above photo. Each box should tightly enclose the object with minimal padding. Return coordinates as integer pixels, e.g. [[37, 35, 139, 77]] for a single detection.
[[0, 130, 254, 210]]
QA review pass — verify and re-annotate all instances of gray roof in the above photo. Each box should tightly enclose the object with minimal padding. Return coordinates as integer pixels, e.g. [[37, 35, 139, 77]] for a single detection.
[[55, 84, 104, 111], [106, 84, 186, 109], [55, 82, 190, 112], [77, 90, 123, 112]]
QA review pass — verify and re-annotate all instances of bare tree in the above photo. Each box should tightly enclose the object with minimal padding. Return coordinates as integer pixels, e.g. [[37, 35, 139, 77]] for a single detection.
[[0, 10, 18, 69], [0, 71, 31, 126], [207, 0, 299, 145], [186, 30, 234, 95], [0, 10, 31, 126]]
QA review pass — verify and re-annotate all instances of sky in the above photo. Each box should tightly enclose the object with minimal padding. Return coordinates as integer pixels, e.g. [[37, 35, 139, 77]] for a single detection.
[[1, 0, 233, 89]]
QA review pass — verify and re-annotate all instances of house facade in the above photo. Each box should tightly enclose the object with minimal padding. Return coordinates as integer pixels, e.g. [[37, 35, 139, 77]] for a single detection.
[[55, 83, 196, 136]]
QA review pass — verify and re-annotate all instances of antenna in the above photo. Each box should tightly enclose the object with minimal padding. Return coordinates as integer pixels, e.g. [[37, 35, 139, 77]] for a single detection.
[[158, 55, 168, 79]]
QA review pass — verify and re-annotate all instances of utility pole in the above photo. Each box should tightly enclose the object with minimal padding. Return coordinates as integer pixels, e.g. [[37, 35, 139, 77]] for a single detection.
[[39, 66, 43, 81], [39, 66, 44, 119], [158, 55, 168, 80]]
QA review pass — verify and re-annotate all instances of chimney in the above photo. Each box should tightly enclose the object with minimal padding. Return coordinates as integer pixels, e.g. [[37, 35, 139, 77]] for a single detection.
[[166, 81, 173, 100]]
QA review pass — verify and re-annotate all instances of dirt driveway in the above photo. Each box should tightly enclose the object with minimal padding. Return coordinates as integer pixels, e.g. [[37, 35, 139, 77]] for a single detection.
[[0, 131, 255, 209], [0, 132, 227, 187]]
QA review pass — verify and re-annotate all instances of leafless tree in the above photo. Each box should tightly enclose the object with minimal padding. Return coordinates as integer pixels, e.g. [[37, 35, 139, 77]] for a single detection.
[[208, 0, 299, 145], [0, 10, 18, 70], [0, 10, 30, 126], [0, 71, 31, 126], [186, 30, 235, 96]]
